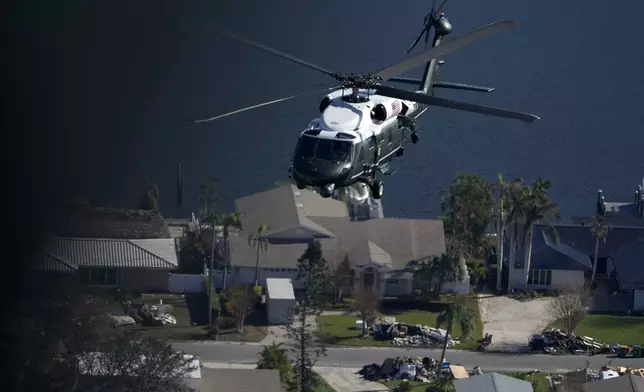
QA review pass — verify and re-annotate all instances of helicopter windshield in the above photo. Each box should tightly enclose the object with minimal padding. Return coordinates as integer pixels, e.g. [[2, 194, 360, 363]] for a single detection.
[[295, 135, 352, 162]]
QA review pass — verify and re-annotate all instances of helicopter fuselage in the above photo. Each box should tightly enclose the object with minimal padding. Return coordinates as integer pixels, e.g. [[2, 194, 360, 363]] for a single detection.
[[290, 89, 424, 198]]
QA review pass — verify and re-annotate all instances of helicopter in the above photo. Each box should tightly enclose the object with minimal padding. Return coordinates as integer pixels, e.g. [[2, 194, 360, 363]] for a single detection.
[[193, 0, 540, 200]]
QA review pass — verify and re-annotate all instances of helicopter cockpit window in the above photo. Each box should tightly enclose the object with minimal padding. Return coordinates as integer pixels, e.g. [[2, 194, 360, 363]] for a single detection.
[[315, 139, 352, 162], [295, 135, 317, 158]]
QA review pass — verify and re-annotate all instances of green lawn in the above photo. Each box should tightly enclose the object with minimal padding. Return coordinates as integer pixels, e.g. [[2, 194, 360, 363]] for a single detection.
[[382, 372, 552, 392], [317, 309, 483, 350], [551, 314, 644, 344]]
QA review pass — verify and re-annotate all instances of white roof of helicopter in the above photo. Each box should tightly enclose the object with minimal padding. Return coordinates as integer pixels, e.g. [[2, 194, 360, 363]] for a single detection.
[[306, 89, 414, 143]]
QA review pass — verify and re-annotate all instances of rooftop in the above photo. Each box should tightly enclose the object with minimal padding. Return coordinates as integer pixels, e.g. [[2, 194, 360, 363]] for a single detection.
[[266, 278, 295, 300]]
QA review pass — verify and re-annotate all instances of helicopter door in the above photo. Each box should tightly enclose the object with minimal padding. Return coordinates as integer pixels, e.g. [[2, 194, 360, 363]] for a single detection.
[[367, 135, 378, 164]]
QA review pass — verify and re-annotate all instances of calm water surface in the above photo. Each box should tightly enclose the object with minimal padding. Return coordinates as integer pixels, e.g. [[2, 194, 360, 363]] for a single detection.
[[20, 0, 644, 219]]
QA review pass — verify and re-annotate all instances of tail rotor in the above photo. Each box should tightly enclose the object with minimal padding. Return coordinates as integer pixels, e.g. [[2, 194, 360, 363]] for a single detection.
[[407, 0, 450, 54]]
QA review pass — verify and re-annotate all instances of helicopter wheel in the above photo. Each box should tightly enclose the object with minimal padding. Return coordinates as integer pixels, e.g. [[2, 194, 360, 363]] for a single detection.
[[296, 181, 306, 190], [411, 132, 419, 144], [371, 180, 384, 200]]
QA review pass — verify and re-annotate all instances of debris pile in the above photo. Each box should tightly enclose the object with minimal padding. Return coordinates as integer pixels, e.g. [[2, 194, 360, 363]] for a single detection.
[[529, 328, 611, 355], [370, 317, 457, 348], [358, 356, 482, 384]]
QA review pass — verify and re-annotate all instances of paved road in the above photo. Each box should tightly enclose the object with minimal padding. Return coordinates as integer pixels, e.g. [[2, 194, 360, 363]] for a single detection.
[[172, 342, 644, 373]]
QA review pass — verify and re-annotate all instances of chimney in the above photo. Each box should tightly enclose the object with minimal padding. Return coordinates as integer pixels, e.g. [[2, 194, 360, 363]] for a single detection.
[[596, 190, 605, 215]]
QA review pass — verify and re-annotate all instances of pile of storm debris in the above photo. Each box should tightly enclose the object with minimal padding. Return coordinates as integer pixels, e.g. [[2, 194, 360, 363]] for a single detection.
[[370, 317, 457, 348], [529, 328, 613, 355], [358, 356, 479, 383]]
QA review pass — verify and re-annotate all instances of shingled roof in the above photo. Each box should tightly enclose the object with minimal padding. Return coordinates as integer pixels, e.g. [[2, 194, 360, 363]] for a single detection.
[[235, 185, 348, 239], [33, 237, 179, 272], [454, 372, 533, 392], [512, 225, 592, 271], [230, 186, 446, 271]]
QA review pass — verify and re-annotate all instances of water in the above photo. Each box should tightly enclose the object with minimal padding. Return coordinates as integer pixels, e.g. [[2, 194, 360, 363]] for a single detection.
[[19, 0, 644, 219]]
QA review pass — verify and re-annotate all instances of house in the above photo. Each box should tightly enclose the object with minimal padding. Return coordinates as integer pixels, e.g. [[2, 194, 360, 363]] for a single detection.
[[33, 237, 179, 292], [505, 179, 644, 311], [222, 185, 446, 297], [583, 374, 644, 392], [187, 368, 282, 392], [454, 372, 533, 392]]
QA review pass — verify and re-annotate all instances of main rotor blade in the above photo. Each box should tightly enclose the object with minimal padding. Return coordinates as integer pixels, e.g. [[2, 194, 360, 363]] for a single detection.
[[375, 85, 540, 123], [193, 86, 337, 123], [377, 20, 517, 81], [220, 31, 337, 78]]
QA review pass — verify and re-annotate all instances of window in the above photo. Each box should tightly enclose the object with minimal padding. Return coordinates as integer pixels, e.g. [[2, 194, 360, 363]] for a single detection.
[[88, 267, 118, 286], [528, 270, 552, 286], [294, 135, 316, 158]]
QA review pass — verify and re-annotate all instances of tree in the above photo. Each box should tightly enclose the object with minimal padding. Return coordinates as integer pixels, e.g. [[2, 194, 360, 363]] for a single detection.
[[286, 241, 329, 392], [214, 212, 243, 339], [329, 255, 352, 303], [138, 180, 160, 211], [503, 178, 531, 293], [353, 286, 380, 336], [493, 174, 507, 292], [522, 178, 561, 288], [198, 177, 221, 328], [78, 333, 197, 392], [548, 284, 591, 335], [435, 296, 478, 367], [248, 223, 270, 286], [586, 215, 612, 284], [415, 254, 463, 296], [224, 284, 257, 333], [257, 343, 292, 383], [441, 173, 494, 258]]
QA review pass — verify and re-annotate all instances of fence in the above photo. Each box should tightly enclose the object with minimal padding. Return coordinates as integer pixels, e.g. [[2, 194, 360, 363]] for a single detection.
[[168, 273, 205, 293]]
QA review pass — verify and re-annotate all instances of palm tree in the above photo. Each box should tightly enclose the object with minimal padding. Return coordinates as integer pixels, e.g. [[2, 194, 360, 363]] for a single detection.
[[436, 296, 478, 367], [248, 223, 270, 286], [138, 180, 160, 211], [503, 179, 531, 293], [587, 215, 611, 284], [522, 178, 561, 289], [493, 174, 507, 292]]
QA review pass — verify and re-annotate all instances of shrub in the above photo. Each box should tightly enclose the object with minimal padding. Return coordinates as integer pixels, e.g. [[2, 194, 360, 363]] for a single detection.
[[253, 285, 263, 296]]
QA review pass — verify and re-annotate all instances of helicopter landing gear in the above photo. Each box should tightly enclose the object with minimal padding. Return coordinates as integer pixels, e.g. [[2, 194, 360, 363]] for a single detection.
[[371, 180, 384, 200], [295, 181, 306, 190], [411, 132, 419, 144], [396, 147, 404, 157], [320, 183, 335, 198]]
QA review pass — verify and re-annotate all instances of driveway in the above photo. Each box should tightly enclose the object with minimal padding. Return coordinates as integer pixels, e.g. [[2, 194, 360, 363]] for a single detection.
[[314, 366, 389, 392], [478, 295, 555, 351]]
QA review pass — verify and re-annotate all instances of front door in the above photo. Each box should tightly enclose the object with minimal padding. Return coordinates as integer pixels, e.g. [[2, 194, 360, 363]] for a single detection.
[[363, 272, 375, 288]]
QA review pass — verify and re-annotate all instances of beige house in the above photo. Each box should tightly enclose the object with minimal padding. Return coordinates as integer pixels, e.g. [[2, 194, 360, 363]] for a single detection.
[[220, 185, 446, 297]]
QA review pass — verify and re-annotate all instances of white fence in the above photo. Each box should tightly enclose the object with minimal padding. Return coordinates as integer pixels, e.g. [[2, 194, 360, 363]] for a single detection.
[[168, 273, 205, 293]]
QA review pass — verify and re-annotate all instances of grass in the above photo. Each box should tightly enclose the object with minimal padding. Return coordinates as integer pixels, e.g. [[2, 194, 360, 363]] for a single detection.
[[551, 314, 644, 344], [382, 372, 552, 392], [311, 372, 337, 392], [317, 308, 483, 350], [114, 293, 267, 342]]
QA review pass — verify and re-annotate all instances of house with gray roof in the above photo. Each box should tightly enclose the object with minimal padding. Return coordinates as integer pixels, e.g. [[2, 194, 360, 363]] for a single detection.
[[583, 374, 644, 392], [454, 372, 533, 392], [224, 185, 446, 297], [504, 179, 644, 311], [33, 237, 179, 292]]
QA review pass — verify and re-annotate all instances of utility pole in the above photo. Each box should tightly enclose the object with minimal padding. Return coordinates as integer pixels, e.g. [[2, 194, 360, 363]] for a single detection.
[[207, 209, 216, 329], [216, 223, 228, 341], [496, 196, 504, 292]]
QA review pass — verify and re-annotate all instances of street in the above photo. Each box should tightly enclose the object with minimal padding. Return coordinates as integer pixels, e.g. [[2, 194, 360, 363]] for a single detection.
[[171, 342, 644, 373]]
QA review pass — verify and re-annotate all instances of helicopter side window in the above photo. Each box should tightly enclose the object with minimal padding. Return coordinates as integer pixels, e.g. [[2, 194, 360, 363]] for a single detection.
[[295, 135, 317, 159]]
